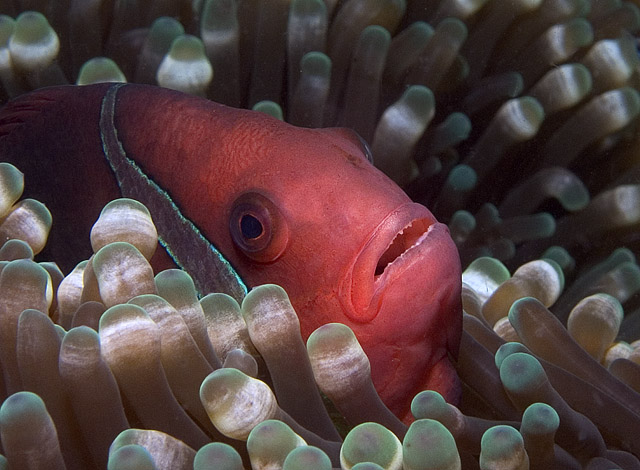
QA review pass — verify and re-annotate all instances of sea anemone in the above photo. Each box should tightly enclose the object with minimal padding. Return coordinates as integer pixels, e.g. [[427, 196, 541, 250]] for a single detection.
[[0, 164, 637, 468], [0, 0, 639, 468]]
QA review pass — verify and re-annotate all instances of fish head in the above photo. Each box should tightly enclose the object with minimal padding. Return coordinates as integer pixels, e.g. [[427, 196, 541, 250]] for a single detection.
[[206, 118, 462, 419]]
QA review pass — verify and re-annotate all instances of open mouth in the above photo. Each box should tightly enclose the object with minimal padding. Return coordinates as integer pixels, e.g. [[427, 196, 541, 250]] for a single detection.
[[374, 218, 434, 278], [340, 202, 447, 321]]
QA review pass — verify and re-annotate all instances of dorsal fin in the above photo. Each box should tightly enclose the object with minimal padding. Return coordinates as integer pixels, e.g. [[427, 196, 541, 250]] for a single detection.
[[0, 83, 119, 271], [0, 84, 114, 140], [0, 91, 59, 138]]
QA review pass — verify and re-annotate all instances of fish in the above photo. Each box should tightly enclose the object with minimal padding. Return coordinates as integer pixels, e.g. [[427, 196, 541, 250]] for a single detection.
[[0, 83, 462, 420]]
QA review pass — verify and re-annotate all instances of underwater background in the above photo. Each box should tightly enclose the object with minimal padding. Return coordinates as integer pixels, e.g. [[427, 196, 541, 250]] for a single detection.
[[0, 0, 639, 468]]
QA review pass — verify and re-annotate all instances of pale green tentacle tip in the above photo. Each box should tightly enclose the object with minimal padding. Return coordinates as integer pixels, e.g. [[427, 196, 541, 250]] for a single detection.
[[154, 268, 198, 302], [437, 16, 467, 41], [480, 425, 528, 470], [282, 446, 332, 470], [556, 175, 589, 213], [616, 87, 640, 120], [521, 402, 559, 436], [462, 256, 510, 301], [341, 422, 403, 470], [77, 57, 126, 85], [449, 210, 475, 238], [10, 11, 59, 69], [0, 259, 52, 305], [19, 307, 51, 327], [403, 419, 460, 470], [11, 11, 56, 45], [247, 420, 306, 467], [194, 442, 243, 470], [562, 62, 592, 93], [538, 250, 566, 282], [0, 391, 48, 427], [167, 34, 208, 61], [149, 16, 185, 45], [541, 246, 574, 274], [107, 444, 157, 470], [445, 164, 477, 192], [200, 291, 241, 312], [530, 63, 592, 114], [410, 390, 448, 420], [157, 34, 212, 94], [241, 283, 301, 337], [399, 85, 435, 120], [434, 112, 472, 149], [463, 256, 510, 283], [62, 324, 100, 349], [608, 247, 637, 265], [0, 162, 24, 218], [110, 429, 195, 469], [499, 96, 545, 140], [199, 368, 278, 440], [520, 212, 556, 240], [253, 100, 283, 120], [0, 392, 61, 467], [351, 464, 385, 470], [90, 198, 157, 260], [154, 266, 193, 285], [522, 257, 565, 297], [242, 283, 289, 311], [554, 17, 593, 50], [0, 454, 7, 470], [240, 284, 300, 330], [498, 349, 546, 394], [301, 51, 332, 77], [306, 322, 368, 398], [99, 303, 149, 337], [360, 24, 391, 46], [306, 321, 358, 352], [247, 419, 305, 450], [54, 323, 66, 339], [0, 238, 33, 261], [494, 342, 532, 369], [404, 20, 434, 39], [0, 15, 15, 46], [93, 240, 147, 264], [92, 242, 154, 306], [0, 199, 53, 256]]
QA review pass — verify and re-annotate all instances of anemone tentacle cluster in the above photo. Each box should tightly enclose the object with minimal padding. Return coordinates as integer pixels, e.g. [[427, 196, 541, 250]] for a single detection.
[[0, 162, 637, 468]]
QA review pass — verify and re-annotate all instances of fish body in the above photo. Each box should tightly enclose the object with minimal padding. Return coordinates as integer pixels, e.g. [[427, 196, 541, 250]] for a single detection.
[[0, 83, 462, 419]]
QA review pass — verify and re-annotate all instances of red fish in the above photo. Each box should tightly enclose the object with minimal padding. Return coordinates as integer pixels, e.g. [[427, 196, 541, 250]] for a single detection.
[[0, 83, 461, 420]]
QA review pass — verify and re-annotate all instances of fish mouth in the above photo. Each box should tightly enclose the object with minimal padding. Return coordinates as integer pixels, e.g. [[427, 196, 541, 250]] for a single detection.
[[374, 217, 435, 279], [340, 202, 450, 321]]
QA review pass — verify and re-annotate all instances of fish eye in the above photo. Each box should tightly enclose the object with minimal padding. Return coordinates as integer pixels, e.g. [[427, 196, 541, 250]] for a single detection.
[[229, 191, 289, 262], [240, 214, 263, 239]]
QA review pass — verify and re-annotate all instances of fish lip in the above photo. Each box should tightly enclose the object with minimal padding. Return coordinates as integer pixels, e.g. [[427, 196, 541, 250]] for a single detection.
[[340, 202, 446, 322]]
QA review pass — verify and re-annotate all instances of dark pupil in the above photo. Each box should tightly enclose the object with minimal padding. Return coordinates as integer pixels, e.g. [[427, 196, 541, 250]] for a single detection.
[[240, 214, 263, 239]]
